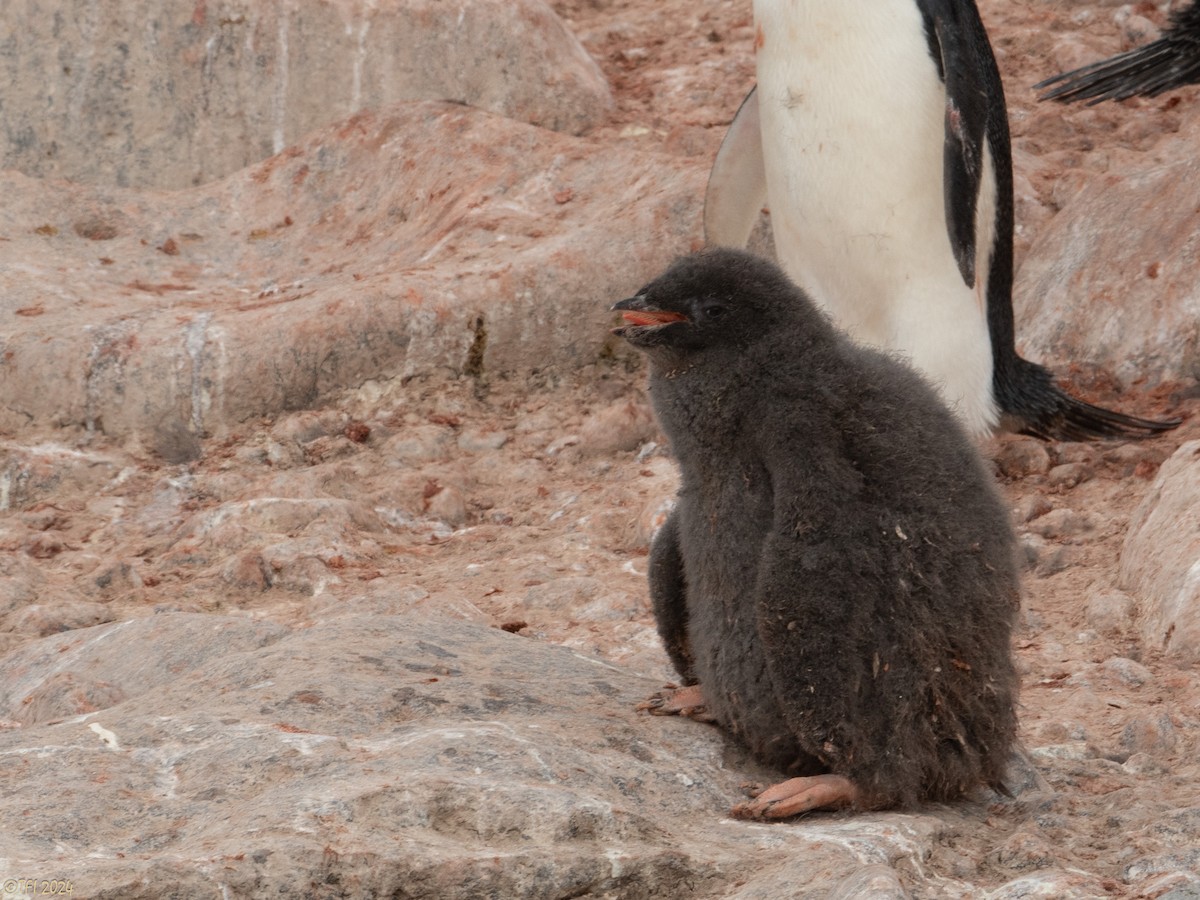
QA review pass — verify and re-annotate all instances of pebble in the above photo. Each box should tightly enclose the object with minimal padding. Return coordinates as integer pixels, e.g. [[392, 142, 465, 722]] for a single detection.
[[1013, 494, 1052, 524], [1048, 462, 1092, 490], [992, 437, 1053, 478], [1101, 656, 1152, 687], [272, 410, 341, 446], [383, 425, 455, 464], [424, 483, 468, 527], [1121, 752, 1169, 776], [1030, 742, 1092, 762], [457, 429, 509, 452], [1103, 442, 1168, 478], [1018, 533, 1071, 576], [989, 831, 1058, 873], [1025, 507, 1093, 540], [1084, 589, 1136, 635], [576, 400, 658, 454], [1121, 713, 1179, 757]]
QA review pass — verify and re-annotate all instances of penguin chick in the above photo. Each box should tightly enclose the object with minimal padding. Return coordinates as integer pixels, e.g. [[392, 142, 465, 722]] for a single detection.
[[1038, 2, 1200, 104], [614, 248, 1020, 817]]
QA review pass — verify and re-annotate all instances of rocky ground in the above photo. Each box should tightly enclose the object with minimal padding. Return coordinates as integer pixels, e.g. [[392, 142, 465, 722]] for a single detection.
[[2, 1, 1200, 898]]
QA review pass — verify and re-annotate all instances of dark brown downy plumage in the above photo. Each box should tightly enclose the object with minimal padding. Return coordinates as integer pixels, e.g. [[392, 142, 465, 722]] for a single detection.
[[614, 248, 1021, 810]]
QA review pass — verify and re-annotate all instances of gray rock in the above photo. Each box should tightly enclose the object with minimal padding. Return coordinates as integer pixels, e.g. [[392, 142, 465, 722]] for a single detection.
[[1121, 441, 1200, 663], [0, 103, 704, 446], [1120, 713, 1180, 757], [1100, 657, 1152, 688], [1, 0, 612, 190], [0, 611, 959, 898], [1027, 508, 1094, 540]]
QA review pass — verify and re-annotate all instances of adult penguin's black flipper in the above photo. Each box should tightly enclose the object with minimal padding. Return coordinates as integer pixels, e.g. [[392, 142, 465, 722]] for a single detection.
[[1037, 2, 1200, 104], [997, 357, 1182, 441], [923, 0, 992, 287]]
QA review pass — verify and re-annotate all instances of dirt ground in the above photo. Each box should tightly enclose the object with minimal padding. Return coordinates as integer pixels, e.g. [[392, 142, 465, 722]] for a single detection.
[[5, 0, 1200, 896]]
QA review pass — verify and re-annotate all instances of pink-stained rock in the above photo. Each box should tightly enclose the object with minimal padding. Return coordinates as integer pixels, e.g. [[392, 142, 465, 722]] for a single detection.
[[1014, 122, 1200, 389], [1, 0, 612, 190], [0, 102, 706, 456], [1121, 440, 1200, 664]]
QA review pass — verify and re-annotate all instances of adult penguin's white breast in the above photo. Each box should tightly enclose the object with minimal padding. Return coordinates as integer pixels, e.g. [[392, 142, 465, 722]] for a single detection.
[[714, 0, 999, 435]]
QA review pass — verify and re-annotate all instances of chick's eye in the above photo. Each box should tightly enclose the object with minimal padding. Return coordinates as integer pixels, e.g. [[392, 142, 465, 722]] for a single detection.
[[701, 304, 727, 320]]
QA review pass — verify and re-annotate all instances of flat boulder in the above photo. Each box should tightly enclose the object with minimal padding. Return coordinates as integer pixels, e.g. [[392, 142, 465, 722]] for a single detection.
[[0, 0, 612, 189], [0, 611, 954, 898]]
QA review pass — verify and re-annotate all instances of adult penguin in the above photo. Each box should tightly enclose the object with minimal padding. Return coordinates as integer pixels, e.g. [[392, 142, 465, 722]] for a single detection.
[[705, 0, 1179, 440], [1038, 2, 1200, 103]]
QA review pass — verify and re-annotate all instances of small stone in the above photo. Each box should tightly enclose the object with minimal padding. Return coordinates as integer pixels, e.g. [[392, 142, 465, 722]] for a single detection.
[[989, 830, 1058, 872], [383, 425, 455, 465], [1121, 752, 1168, 776], [1121, 713, 1179, 757], [457, 429, 509, 452], [1026, 507, 1093, 540], [1030, 742, 1092, 762], [222, 551, 271, 591], [1048, 462, 1092, 490], [1101, 657, 1152, 687], [1013, 494, 1053, 524], [1018, 533, 1071, 576], [1104, 442, 1168, 478], [1085, 589, 1136, 635], [993, 437, 1052, 478], [577, 400, 658, 455], [423, 483, 468, 528], [1054, 443, 1096, 466]]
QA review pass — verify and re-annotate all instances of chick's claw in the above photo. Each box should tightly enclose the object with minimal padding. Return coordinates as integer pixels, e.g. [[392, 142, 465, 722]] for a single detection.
[[635, 683, 715, 722]]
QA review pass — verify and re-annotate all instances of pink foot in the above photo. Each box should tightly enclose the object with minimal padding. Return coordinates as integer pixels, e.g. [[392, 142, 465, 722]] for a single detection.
[[635, 683, 714, 722], [731, 774, 861, 820]]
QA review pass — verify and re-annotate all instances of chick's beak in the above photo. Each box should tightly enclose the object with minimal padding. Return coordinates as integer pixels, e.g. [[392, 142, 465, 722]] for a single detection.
[[610, 296, 689, 329]]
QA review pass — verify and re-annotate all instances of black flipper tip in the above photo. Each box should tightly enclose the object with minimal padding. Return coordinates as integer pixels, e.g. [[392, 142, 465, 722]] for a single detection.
[[1014, 392, 1181, 442], [1035, 39, 1200, 106], [998, 360, 1182, 442]]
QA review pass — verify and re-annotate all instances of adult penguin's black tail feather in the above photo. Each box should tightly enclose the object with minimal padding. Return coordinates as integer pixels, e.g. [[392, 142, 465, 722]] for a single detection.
[[996, 357, 1181, 441], [1036, 3, 1200, 104]]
